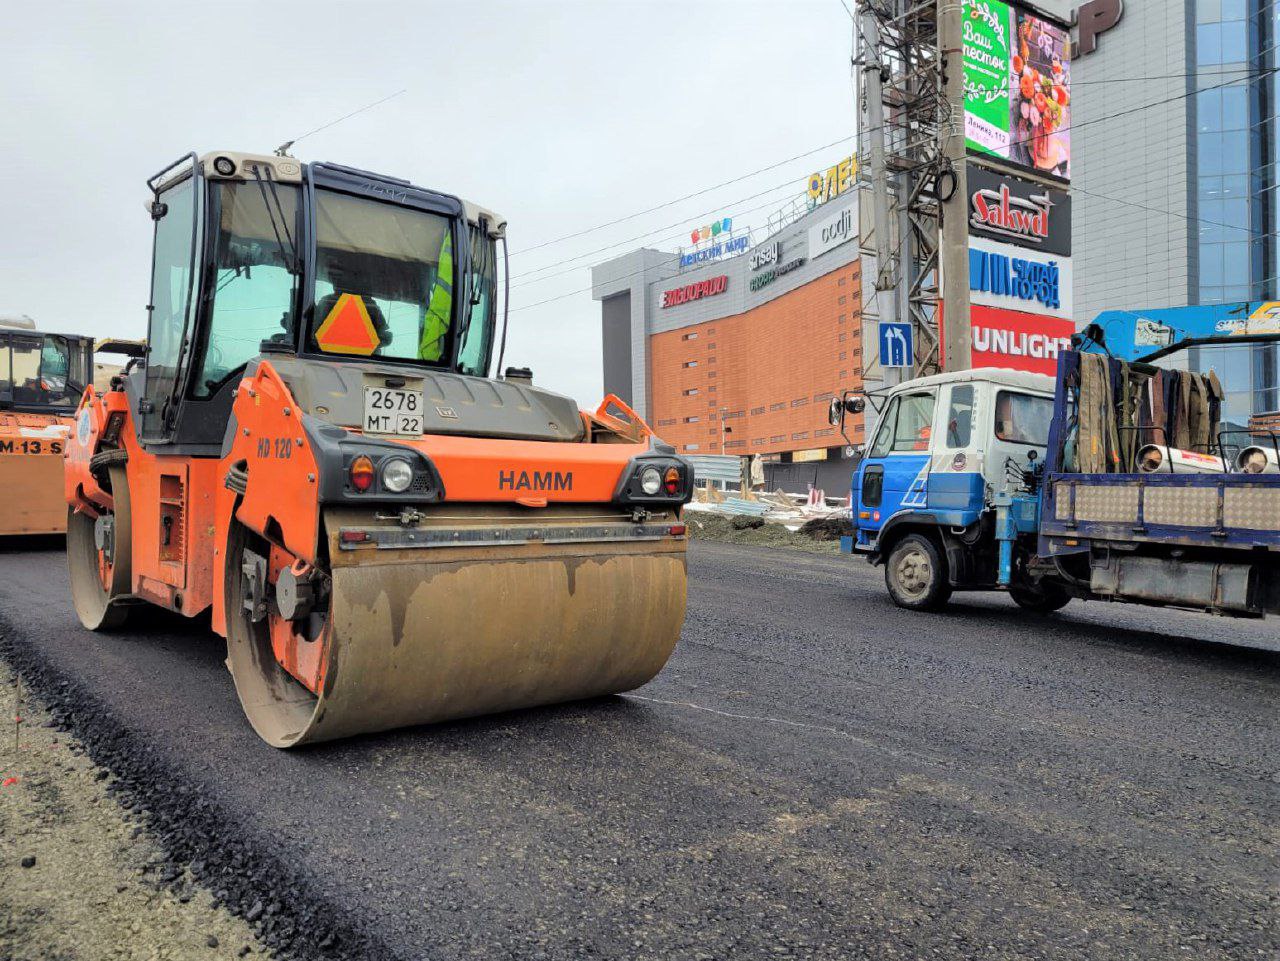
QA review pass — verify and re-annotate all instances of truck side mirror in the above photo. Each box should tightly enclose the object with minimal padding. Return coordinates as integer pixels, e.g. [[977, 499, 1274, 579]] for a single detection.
[[829, 394, 867, 427]]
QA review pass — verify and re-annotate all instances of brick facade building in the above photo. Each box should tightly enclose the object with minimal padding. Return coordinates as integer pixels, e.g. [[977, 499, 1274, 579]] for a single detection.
[[591, 191, 865, 463]]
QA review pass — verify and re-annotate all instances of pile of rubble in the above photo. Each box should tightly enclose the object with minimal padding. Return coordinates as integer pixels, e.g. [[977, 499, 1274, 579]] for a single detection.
[[685, 487, 851, 537]]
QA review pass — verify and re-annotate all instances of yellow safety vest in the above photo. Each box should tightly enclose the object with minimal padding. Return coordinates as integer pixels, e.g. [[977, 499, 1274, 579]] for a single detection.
[[418, 232, 453, 361]]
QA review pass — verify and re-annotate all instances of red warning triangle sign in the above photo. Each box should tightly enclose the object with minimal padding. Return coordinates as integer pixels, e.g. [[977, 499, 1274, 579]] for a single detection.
[[315, 293, 379, 356]]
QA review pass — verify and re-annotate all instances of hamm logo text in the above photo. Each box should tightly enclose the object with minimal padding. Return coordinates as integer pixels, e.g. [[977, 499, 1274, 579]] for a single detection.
[[498, 469, 573, 492]]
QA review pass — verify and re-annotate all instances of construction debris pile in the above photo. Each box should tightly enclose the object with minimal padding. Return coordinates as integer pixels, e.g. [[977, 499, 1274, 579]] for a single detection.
[[686, 486, 851, 536]]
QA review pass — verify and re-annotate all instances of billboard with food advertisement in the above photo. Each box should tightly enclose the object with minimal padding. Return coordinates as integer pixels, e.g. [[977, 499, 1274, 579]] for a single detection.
[[962, 0, 1071, 180]]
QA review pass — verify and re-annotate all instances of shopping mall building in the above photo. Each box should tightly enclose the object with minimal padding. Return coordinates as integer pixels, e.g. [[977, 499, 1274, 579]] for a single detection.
[[1069, 0, 1280, 421], [590, 188, 865, 465]]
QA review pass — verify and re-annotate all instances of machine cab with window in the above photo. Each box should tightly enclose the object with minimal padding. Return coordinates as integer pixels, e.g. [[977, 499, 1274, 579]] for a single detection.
[[0, 325, 93, 416], [830, 368, 1056, 554]]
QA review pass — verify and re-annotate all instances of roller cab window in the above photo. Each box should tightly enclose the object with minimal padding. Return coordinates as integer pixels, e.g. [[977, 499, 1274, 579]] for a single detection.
[[457, 226, 496, 377], [0, 333, 89, 412], [194, 180, 302, 397], [309, 190, 457, 365]]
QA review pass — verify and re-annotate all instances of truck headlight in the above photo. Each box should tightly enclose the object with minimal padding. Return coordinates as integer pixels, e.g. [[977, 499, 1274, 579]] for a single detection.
[[381, 457, 414, 493]]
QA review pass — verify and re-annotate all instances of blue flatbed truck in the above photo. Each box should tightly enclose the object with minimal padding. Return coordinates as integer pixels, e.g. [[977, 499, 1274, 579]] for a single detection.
[[829, 341, 1280, 618]]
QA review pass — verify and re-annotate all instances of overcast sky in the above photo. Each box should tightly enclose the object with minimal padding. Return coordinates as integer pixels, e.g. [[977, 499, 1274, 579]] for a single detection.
[[2, 0, 856, 406]]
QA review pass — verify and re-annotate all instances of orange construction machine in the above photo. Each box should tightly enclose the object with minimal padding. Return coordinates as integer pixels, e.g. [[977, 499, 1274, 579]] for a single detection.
[[1, 317, 94, 535], [65, 151, 691, 747]]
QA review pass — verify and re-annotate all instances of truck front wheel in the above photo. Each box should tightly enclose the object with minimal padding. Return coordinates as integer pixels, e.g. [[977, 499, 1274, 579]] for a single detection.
[[885, 533, 951, 611]]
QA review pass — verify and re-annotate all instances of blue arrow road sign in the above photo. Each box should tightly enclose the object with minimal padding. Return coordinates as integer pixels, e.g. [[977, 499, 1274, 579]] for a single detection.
[[879, 323, 912, 368]]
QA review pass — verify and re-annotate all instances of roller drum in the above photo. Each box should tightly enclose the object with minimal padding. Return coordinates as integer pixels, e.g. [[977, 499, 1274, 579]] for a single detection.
[[226, 505, 687, 747]]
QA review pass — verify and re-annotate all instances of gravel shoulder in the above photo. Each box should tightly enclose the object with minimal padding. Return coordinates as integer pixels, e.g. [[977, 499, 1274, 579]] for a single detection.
[[0, 659, 264, 961]]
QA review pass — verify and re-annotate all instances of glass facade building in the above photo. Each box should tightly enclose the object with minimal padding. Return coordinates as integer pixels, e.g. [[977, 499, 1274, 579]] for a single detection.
[[1191, 0, 1280, 423]]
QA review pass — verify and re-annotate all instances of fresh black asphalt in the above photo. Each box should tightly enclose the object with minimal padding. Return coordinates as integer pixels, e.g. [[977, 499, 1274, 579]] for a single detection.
[[0, 538, 1276, 961]]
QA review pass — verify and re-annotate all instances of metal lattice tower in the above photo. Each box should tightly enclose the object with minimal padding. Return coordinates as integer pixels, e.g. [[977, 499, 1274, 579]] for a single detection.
[[856, 0, 953, 378]]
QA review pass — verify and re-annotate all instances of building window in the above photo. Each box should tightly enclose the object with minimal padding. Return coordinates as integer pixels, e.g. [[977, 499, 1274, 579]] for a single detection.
[[685, 443, 700, 451], [684, 416, 700, 423], [709, 385, 716, 392], [851, 346, 861, 356], [682, 388, 699, 396], [838, 314, 846, 323], [770, 434, 785, 443], [750, 406, 765, 415], [708, 371, 717, 378], [815, 428, 835, 437], [813, 392, 830, 402], [708, 342, 717, 349], [840, 370, 848, 378], [839, 332, 847, 342], [839, 351, 847, 360], [769, 402, 785, 411], [752, 438, 766, 446], [838, 295, 847, 305], [838, 276, 846, 286], [681, 332, 698, 341], [791, 397, 808, 407], [708, 356, 716, 364], [726, 439, 746, 449], [683, 360, 698, 368], [791, 431, 809, 441]]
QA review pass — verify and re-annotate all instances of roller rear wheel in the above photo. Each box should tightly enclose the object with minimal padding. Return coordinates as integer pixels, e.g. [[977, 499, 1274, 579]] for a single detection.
[[67, 465, 133, 630]]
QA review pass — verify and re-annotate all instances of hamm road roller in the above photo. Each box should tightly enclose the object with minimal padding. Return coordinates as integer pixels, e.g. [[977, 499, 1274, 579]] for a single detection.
[[1, 317, 94, 535], [65, 151, 691, 747]]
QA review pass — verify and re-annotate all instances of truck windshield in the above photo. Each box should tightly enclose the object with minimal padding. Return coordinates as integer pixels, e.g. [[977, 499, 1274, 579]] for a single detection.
[[309, 189, 456, 365], [0, 334, 88, 411]]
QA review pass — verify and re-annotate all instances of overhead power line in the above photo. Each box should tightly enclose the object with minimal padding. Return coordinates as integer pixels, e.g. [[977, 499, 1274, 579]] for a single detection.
[[510, 179, 804, 287], [274, 89, 408, 157], [510, 135, 856, 257], [507, 67, 1276, 317]]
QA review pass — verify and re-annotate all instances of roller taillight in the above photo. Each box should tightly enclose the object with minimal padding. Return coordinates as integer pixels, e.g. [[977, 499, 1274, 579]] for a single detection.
[[664, 466, 681, 495], [350, 455, 375, 492]]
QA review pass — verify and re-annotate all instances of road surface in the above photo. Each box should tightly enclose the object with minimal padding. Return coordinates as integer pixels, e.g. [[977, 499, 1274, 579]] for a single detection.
[[0, 538, 1276, 961]]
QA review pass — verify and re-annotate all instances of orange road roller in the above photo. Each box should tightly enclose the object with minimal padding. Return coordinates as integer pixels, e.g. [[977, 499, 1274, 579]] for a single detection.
[[65, 151, 691, 747], [0, 318, 94, 535]]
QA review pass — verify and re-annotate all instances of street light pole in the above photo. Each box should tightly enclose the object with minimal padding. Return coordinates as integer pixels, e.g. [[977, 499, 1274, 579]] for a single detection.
[[719, 406, 729, 455]]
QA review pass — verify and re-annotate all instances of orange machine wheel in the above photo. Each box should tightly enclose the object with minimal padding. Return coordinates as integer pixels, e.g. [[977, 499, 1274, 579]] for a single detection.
[[67, 465, 134, 630], [224, 521, 332, 748]]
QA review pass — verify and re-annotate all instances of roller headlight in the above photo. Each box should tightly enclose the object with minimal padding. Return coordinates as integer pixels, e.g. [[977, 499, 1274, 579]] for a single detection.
[[615, 456, 693, 505], [381, 457, 414, 493], [640, 466, 663, 495]]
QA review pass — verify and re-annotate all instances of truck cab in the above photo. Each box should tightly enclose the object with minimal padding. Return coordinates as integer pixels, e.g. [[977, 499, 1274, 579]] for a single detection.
[[832, 368, 1056, 608]]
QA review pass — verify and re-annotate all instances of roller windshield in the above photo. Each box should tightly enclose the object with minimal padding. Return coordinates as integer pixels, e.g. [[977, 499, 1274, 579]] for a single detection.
[[0, 333, 90, 411], [309, 190, 457, 364]]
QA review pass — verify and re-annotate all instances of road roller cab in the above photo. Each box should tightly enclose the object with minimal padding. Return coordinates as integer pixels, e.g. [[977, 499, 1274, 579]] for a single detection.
[[0, 319, 93, 535], [65, 151, 692, 747]]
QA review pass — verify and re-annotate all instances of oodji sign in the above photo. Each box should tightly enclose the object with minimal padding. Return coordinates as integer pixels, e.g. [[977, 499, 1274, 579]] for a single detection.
[[967, 163, 1071, 255], [662, 275, 728, 308]]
